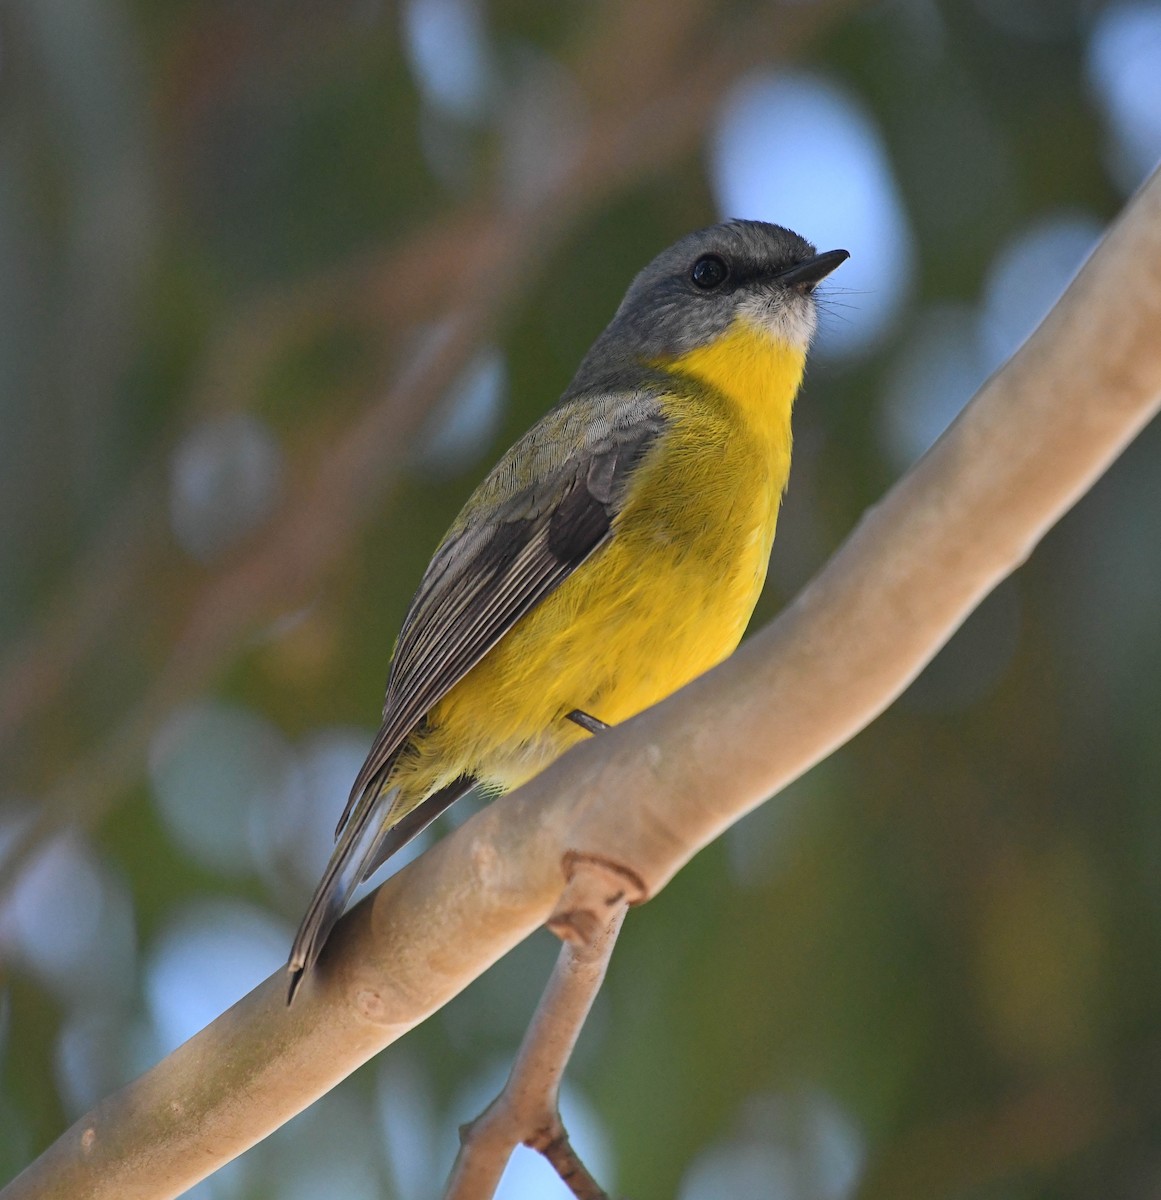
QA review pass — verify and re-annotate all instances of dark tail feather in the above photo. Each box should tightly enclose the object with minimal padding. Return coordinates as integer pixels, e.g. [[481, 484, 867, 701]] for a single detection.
[[285, 775, 477, 1004], [359, 775, 476, 882], [286, 792, 384, 1004]]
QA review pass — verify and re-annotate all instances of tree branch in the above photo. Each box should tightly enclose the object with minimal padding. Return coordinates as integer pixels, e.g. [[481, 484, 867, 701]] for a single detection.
[[444, 865, 629, 1200], [4, 152, 1160, 1200]]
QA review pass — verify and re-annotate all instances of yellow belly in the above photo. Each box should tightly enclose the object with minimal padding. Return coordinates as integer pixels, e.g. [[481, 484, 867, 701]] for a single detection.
[[430, 513, 774, 788]]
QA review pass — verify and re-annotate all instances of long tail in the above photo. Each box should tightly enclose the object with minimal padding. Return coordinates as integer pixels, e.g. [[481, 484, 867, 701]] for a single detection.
[[286, 788, 386, 1004], [285, 774, 476, 1004]]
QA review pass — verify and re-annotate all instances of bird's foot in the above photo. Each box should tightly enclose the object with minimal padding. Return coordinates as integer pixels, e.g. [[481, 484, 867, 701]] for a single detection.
[[565, 709, 609, 735]]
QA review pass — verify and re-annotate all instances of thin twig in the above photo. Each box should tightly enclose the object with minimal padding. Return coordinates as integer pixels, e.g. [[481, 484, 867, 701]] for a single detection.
[[444, 866, 630, 1200]]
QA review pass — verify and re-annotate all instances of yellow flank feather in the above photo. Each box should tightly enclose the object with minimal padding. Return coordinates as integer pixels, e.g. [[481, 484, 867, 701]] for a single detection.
[[394, 318, 807, 799]]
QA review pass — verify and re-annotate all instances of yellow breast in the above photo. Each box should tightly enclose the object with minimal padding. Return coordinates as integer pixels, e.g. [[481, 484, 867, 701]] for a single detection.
[[653, 316, 805, 560], [669, 316, 807, 443]]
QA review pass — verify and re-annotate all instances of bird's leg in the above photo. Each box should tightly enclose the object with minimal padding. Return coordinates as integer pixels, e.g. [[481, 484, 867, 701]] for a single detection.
[[565, 709, 609, 735]]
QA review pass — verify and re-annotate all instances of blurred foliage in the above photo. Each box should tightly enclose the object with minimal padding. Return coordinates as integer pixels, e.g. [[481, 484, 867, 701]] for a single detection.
[[2, 0, 1161, 1197]]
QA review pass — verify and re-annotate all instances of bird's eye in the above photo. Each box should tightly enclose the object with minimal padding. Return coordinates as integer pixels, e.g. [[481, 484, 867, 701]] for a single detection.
[[690, 254, 729, 290]]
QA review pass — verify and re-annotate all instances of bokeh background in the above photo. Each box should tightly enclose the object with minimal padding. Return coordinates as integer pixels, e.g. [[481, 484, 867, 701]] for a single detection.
[[2, 0, 1161, 1196]]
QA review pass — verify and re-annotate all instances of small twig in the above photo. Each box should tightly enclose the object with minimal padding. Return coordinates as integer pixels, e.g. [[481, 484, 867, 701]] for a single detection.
[[532, 1126, 607, 1200], [443, 864, 632, 1200]]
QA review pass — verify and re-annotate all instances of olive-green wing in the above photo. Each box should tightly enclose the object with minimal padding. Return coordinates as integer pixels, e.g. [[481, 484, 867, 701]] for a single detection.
[[340, 390, 667, 827], [286, 392, 667, 998]]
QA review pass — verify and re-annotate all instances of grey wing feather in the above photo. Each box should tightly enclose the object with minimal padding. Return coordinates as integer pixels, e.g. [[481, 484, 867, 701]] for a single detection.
[[337, 391, 668, 831], [286, 391, 667, 1000], [284, 391, 662, 993]]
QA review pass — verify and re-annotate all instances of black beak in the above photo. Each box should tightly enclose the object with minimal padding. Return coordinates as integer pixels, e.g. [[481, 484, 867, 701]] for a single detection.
[[776, 249, 850, 289]]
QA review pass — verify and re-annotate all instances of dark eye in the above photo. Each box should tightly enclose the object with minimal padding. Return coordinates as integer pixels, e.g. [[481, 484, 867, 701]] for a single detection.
[[690, 254, 729, 290]]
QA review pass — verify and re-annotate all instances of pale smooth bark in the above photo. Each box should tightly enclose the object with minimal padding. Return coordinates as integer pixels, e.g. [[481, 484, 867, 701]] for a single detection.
[[5, 167, 1161, 1200]]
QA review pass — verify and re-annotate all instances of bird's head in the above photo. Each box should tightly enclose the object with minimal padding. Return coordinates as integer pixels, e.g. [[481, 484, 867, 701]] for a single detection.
[[569, 220, 848, 392]]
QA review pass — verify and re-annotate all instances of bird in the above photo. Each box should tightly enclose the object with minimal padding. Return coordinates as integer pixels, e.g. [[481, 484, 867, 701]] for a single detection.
[[287, 220, 848, 1001]]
